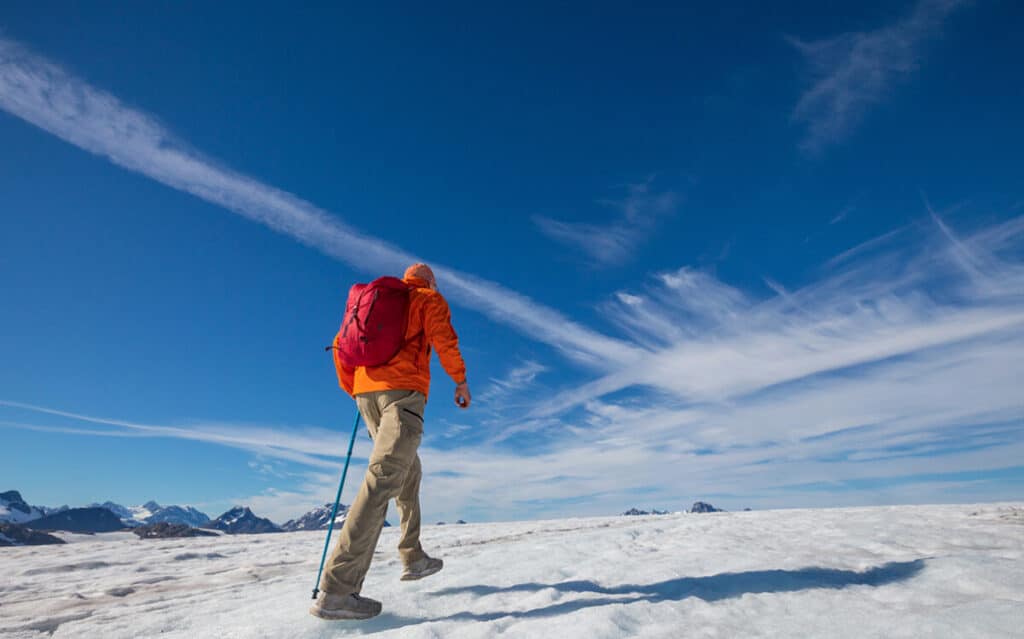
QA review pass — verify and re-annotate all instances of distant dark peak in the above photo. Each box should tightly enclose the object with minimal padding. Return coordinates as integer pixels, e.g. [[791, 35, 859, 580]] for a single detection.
[[143, 501, 162, 511], [1, 490, 25, 503], [1, 491, 31, 514], [89, 502, 133, 521], [623, 508, 669, 516], [207, 506, 280, 534], [24, 507, 126, 533], [690, 501, 723, 513]]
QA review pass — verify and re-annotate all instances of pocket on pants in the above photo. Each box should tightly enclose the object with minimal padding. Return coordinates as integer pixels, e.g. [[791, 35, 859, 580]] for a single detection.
[[369, 461, 404, 482], [400, 406, 424, 429]]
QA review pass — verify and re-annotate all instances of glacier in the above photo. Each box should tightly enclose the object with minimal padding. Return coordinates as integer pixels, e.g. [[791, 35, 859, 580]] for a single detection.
[[0, 503, 1021, 638]]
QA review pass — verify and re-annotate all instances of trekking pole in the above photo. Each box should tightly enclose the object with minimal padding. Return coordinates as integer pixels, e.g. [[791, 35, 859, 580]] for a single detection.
[[312, 409, 362, 600]]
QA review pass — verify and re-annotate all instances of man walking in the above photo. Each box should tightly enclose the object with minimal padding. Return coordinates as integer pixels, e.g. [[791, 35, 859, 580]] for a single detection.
[[310, 263, 471, 621]]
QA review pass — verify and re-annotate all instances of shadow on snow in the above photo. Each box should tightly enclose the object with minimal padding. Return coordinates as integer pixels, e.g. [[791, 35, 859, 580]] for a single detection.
[[424, 559, 927, 623]]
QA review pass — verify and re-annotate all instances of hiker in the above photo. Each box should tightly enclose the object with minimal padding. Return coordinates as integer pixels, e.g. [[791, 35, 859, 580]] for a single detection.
[[310, 263, 471, 621]]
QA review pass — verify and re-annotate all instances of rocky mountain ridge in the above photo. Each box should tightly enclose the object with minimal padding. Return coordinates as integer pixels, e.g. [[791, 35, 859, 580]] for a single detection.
[[24, 507, 127, 533], [205, 507, 281, 534], [0, 522, 65, 547]]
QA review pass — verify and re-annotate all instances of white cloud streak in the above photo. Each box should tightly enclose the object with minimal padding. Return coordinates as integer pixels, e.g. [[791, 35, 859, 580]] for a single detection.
[[0, 37, 639, 368], [0, 399, 355, 470], [790, 0, 968, 153], [534, 179, 680, 266]]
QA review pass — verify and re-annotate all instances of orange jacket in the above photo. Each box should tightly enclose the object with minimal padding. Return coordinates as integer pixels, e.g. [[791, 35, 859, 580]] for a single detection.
[[333, 276, 466, 400]]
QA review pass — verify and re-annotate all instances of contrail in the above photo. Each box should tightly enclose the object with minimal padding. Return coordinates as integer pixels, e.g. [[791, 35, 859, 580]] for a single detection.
[[0, 37, 640, 366]]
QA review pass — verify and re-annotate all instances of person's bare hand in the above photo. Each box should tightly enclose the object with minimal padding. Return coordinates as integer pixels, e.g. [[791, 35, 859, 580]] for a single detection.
[[455, 382, 471, 409]]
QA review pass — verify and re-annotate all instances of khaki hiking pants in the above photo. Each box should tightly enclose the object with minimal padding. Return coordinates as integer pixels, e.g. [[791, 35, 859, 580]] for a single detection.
[[321, 389, 427, 595]]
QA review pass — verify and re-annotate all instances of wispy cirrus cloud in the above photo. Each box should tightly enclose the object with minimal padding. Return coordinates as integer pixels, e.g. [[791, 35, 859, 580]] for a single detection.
[[536, 212, 1024, 417], [830, 204, 855, 225], [432, 209, 1023, 517], [312, 210, 1024, 517], [475, 360, 548, 407], [534, 178, 681, 267], [0, 36, 638, 369], [790, 0, 968, 154]]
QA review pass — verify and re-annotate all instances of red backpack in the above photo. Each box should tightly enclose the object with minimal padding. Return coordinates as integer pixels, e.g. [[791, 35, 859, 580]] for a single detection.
[[333, 276, 412, 367]]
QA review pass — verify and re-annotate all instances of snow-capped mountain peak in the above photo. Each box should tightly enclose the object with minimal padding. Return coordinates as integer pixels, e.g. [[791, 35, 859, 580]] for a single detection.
[[222, 506, 247, 525], [0, 490, 47, 524], [145, 504, 210, 527], [84, 500, 210, 528], [86, 501, 142, 525], [281, 503, 349, 532], [206, 507, 280, 534], [280, 503, 391, 532]]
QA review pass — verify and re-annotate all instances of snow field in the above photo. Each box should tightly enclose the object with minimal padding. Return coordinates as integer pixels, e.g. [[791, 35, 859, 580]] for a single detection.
[[0, 503, 1021, 638]]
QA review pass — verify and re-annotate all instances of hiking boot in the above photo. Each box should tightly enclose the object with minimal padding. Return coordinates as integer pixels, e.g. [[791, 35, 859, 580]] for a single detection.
[[309, 591, 382, 620], [401, 555, 443, 581]]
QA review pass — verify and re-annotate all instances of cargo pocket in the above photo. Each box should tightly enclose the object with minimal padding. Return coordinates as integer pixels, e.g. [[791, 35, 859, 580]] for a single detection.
[[369, 460, 407, 493], [401, 406, 424, 426]]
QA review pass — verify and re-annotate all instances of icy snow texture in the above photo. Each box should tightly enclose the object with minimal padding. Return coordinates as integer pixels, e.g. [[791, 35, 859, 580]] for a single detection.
[[0, 503, 1022, 638]]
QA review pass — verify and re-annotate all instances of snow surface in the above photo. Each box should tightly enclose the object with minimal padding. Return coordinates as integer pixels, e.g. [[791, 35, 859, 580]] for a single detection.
[[1, 503, 1022, 638]]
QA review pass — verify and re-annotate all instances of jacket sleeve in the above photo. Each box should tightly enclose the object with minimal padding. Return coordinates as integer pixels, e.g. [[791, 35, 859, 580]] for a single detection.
[[423, 292, 467, 385], [332, 330, 356, 397]]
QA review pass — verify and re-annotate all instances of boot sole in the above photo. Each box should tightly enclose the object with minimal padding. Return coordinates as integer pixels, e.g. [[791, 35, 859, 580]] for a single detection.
[[400, 561, 443, 581], [309, 605, 381, 621]]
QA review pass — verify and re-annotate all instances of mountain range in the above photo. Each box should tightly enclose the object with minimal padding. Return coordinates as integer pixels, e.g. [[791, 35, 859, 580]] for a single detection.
[[1, 490, 211, 530], [2, 490, 404, 540], [622, 502, 726, 515], [3, 490, 370, 539]]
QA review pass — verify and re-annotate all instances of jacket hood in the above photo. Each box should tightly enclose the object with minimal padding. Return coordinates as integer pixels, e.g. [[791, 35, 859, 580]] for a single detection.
[[403, 275, 432, 289], [403, 263, 436, 290]]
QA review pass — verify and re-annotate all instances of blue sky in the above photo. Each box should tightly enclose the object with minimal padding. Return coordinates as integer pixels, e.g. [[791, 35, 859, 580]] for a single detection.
[[1, 1, 1022, 524]]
